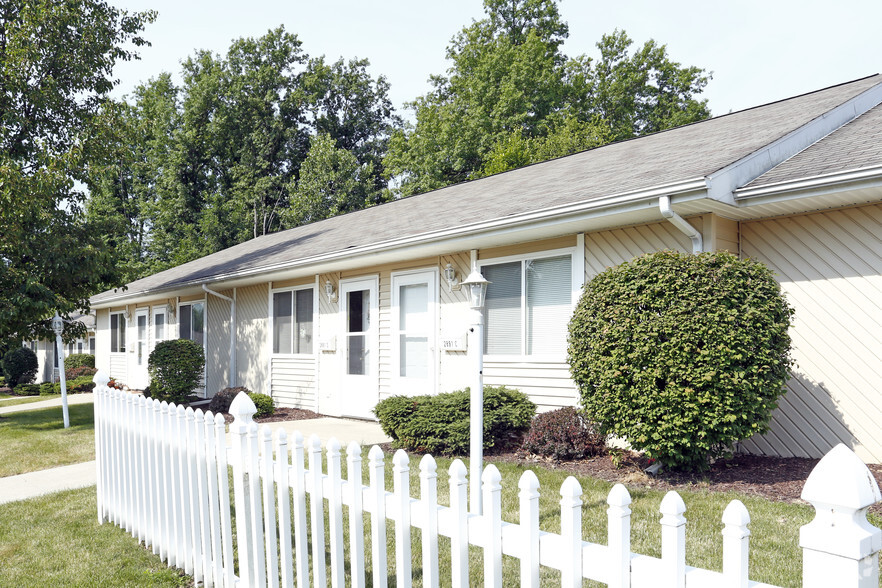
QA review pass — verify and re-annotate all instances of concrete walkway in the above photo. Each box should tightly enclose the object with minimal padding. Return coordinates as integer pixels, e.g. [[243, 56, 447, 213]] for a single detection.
[[0, 394, 390, 506]]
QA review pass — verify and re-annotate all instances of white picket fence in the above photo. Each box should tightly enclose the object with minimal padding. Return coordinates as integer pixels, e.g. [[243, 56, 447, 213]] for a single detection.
[[93, 374, 882, 587]]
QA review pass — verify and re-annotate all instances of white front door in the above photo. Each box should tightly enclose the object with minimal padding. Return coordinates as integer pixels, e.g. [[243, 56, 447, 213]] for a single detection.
[[392, 269, 438, 395], [152, 306, 167, 354], [339, 277, 379, 419], [132, 308, 150, 389]]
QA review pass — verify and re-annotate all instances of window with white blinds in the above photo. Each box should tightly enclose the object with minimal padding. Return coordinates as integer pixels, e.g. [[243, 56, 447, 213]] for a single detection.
[[272, 288, 314, 355], [482, 254, 572, 356]]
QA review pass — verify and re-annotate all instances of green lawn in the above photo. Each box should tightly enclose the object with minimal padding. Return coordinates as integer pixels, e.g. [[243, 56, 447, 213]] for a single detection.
[[0, 394, 58, 408], [0, 403, 95, 477], [0, 487, 190, 587]]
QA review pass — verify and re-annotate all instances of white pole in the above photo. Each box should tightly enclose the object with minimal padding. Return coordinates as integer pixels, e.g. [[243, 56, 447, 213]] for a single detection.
[[469, 307, 484, 515], [55, 332, 70, 428]]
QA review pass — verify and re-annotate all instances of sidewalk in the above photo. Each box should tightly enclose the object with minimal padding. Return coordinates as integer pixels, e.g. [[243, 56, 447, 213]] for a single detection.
[[0, 394, 390, 505]]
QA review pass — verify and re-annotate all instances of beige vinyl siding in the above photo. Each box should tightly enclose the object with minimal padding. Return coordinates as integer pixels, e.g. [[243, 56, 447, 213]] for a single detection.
[[739, 204, 882, 463], [110, 354, 127, 382], [236, 284, 269, 396], [271, 356, 316, 409], [585, 219, 692, 280], [483, 359, 578, 412], [205, 295, 228, 397], [95, 309, 111, 375]]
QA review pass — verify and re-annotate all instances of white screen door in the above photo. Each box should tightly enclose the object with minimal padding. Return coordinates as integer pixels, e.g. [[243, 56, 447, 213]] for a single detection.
[[340, 277, 379, 418], [132, 308, 150, 389], [392, 270, 437, 395]]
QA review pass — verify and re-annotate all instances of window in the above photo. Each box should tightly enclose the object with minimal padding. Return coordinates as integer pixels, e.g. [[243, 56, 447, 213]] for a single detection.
[[272, 288, 314, 354], [89, 337, 95, 355], [482, 253, 572, 356], [110, 312, 126, 353], [179, 302, 205, 345]]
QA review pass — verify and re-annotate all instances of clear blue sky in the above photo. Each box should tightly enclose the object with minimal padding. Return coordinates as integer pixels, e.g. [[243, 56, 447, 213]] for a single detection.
[[109, 0, 882, 118]]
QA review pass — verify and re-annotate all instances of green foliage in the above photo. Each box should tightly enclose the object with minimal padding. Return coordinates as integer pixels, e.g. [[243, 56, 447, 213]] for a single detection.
[[13, 383, 41, 396], [86, 29, 400, 281], [147, 339, 205, 404], [64, 353, 95, 371], [66, 366, 98, 380], [250, 393, 275, 419], [373, 386, 536, 455], [208, 386, 253, 414], [55, 376, 96, 395], [0, 1, 155, 340], [384, 0, 710, 195], [568, 250, 794, 471], [39, 382, 56, 396], [522, 407, 606, 460], [2, 347, 38, 388]]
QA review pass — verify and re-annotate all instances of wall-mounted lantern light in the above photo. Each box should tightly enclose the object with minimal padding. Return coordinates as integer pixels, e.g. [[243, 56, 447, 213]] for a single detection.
[[444, 263, 460, 292], [325, 280, 337, 304]]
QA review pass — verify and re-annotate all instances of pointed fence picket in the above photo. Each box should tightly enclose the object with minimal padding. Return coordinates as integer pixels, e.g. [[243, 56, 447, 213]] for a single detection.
[[92, 374, 882, 588]]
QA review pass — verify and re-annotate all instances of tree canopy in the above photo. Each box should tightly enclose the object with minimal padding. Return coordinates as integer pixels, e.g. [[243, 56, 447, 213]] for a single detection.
[[383, 0, 711, 197], [87, 27, 400, 281], [0, 0, 154, 341]]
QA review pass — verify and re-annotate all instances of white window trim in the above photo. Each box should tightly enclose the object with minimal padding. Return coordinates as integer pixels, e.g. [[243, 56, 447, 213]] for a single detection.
[[110, 310, 127, 355], [151, 304, 168, 350], [391, 267, 439, 395], [268, 284, 317, 357], [478, 246, 577, 362], [178, 299, 206, 345]]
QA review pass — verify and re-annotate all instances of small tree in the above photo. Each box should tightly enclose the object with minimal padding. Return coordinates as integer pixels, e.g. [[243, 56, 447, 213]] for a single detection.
[[568, 250, 794, 471], [2, 347, 39, 388], [147, 339, 204, 404]]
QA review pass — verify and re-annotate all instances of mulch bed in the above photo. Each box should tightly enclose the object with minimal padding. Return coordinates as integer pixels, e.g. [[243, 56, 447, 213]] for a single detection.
[[220, 406, 321, 425]]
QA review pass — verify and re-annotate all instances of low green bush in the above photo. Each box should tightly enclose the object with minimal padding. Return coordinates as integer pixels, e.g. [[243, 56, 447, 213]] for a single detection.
[[13, 383, 40, 396], [374, 386, 536, 455], [2, 347, 38, 388], [250, 393, 275, 418], [522, 407, 606, 460], [51, 376, 95, 394], [39, 382, 56, 396], [147, 340, 205, 404], [208, 386, 253, 414], [64, 353, 95, 371]]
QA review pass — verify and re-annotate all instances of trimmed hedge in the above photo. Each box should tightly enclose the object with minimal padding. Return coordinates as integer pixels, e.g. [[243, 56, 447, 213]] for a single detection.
[[64, 353, 95, 370], [2, 347, 38, 388], [374, 386, 536, 455], [250, 393, 275, 419], [147, 339, 205, 404], [568, 250, 794, 471], [13, 383, 40, 396], [522, 407, 606, 461], [208, 387, 253, 414]]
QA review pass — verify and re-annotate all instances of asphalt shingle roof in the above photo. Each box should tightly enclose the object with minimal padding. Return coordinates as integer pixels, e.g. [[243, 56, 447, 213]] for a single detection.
[[745, 102, 882, 189], [92, 75, 882, 304]]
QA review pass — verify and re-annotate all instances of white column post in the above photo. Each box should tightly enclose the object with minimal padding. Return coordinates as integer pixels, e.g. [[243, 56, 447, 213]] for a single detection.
[[800, 444, 882, 588], [53, 312, 70, 428], [469, 306, 484, 515]]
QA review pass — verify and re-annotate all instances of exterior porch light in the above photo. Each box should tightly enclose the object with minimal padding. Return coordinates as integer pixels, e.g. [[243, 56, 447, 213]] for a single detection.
[[460, 264, 490, 514], [51, 312, 70, 429], [444, 263, 460, 292], [325, 280, 337, 304]]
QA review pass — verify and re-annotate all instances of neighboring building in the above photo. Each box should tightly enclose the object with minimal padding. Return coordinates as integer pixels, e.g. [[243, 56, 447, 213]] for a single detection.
[[30, 314, 96, 383], [91, 75, 882, 463]]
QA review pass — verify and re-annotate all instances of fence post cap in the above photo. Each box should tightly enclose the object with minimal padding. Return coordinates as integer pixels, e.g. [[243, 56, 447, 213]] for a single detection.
[[801, 444, 882, 510], [94, 370, 110, 386], [229, 391, 256, 426]]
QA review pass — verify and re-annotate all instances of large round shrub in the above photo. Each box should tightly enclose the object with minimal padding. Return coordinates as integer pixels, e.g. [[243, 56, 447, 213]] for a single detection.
[[147, 339, 205, 404], [374, 386, 536, 455], [568, 250, 794, 471], [64, 353, 95, 371], [2, 346, 38, 388]]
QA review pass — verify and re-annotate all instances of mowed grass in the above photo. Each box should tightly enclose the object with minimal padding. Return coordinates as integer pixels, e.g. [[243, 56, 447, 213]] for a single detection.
[[0, 394, 56, 407], [0, 487, 191, 587], [0, 403, 95, 477]]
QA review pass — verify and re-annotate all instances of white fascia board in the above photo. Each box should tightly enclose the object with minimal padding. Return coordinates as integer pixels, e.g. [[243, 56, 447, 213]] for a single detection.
[[706, 82, 882, 205], [90, 178, 707, 308], [735, 164, 882, 200]]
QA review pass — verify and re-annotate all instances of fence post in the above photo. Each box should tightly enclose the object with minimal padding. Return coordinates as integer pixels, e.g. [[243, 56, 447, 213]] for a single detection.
[[393, 449, 412, 588], [229, 392, 257, 586], [607, 483, 632, 588], [722, 500, 750, 588], [347, 441, 366, 588], [327, 438, 345, 588], [368, 445, 388, 588], [800, 444, 882, 588], [483, 465, 503, 588], [560, 476, 583, 588], [420, 454, 440, 588], [660, 491, 686, 588], [93, 371, 109, 524], [518, 470, 540, 588], [448, 459, 469, 588]]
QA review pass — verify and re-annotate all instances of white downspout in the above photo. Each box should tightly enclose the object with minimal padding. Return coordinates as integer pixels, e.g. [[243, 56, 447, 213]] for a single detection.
[[659, 195, 703, 254], [202, 283, 237, 388]]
